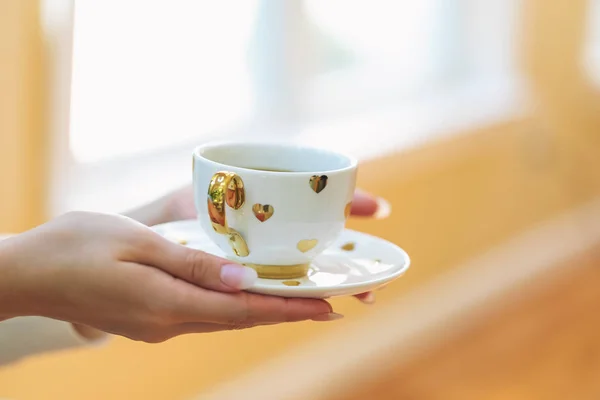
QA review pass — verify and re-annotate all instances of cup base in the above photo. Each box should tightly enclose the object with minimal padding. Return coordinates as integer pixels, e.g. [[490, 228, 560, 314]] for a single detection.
[[242, 263, 310, 279]]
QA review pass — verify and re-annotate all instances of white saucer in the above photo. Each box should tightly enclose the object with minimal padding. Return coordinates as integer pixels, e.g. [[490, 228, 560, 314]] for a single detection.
[[152, 220, 410, 299]]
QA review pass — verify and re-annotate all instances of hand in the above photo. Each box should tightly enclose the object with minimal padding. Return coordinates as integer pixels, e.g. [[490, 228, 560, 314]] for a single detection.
[[126, 185, 391, 305], [0, 212, 337, 343]]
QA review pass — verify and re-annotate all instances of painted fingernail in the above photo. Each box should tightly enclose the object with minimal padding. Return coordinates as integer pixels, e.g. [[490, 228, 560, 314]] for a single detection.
[[312, 312, 344, 322], [221, 264, 258, 289], [361, 292, 376, 304], [374, 197, 391, 219]]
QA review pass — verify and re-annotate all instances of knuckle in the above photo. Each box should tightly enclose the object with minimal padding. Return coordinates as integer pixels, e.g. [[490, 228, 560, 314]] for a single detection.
[[130, 229, 157, 251], [185, 251, 212, 283], [60, 210, 84, 220], [222, 292, 253, 326], [232, 292, 251, 324], [282, 297, 293, 322]]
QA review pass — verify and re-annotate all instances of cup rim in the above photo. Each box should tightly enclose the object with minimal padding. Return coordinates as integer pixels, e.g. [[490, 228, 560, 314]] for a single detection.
[[193, 140, 358, 174]]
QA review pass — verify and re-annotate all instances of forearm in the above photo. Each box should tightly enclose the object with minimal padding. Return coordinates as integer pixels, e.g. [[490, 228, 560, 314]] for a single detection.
[[0, 235, 108, 366], [0, 233, 70, 320]]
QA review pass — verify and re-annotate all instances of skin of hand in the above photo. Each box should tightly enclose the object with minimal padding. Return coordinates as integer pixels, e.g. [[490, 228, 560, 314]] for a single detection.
[[87, 187, 389, 340], [0, 188, 389, 341], [125, 185, 391, 306], [0, 212, 339, 343]]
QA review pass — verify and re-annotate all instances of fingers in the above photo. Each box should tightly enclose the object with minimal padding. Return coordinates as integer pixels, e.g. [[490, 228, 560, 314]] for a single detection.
[[130, 189, 389, 295], [144, 289, 342, 341], [171, 321, 276, 336], [133, 232, 257, 292], [354, 291, 376, 304], [179, 287, 338, 325], [351, 190, 391, 219]]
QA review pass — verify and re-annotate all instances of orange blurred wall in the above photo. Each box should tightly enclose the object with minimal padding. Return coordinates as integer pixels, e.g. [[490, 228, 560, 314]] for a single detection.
[[0, 0, 49, 233]]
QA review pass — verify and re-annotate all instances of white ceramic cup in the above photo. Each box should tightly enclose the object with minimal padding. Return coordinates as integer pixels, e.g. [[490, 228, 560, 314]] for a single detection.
[[193, 141, 358, 279]]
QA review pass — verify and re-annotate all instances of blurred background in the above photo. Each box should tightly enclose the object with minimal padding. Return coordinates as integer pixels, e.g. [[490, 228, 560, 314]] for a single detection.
[[9, 0, 524, 217], [1, 0, 600, 399]]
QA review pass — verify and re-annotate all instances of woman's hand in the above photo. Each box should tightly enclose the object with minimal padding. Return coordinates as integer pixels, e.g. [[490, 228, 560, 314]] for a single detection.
[[125, 185, 391, 305], [0, 212, 337, 343]]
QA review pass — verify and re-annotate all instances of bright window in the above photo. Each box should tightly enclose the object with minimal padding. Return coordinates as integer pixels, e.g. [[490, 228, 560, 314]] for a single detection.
[[70, 1, 258, 162], [52, 0, 522, 215]]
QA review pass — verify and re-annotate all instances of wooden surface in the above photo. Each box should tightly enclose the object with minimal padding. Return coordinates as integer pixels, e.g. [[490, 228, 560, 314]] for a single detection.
[[337, 248, 600, 400]]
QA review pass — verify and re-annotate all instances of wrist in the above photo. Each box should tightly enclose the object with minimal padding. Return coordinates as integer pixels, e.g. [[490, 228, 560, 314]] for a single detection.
[[0, 234, 60, 320], [0, 236, 30, 319]]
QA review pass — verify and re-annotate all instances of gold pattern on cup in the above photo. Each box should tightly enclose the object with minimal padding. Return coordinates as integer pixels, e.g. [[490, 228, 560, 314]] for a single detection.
[[282, 280, 301, 286], [166, 236, 188, 245], [297, 239, 318, 253], [244, 263, 309, 279], [341, 242, 355, 251], [309, 175, 328, 193], [207, 171, 249, 257], [344, 201, 352, 218], [252, 203, 274, 222], [228, 229, 250, 257]]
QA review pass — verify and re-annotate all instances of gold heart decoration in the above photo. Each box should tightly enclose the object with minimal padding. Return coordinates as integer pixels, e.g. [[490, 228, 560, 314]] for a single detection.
[[309, 175, 328, 193], [297, 239, 318, 253], [252, 203, 274, 222], [228, 228, 249, 257], [341, 242, 355, 251]]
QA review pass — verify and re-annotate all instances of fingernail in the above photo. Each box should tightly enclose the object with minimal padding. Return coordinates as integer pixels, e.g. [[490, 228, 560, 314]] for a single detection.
[[373, 197, 391, 219], [221, 264, 258, 289], [361, 292, 376, 304], [312, 312, 344, 322]]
